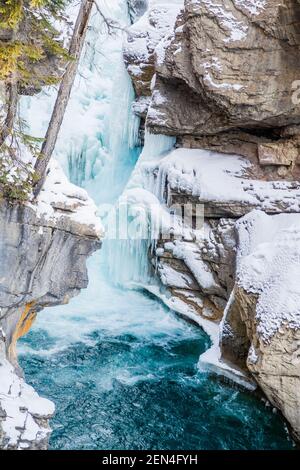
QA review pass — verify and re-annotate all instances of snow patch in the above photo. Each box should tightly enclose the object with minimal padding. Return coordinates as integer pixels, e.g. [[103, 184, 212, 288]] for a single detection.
[[0, 358, 54, 449], [237, 210, 300, 342], [30, 159, 103, 238], [152, 148, 300, 213]]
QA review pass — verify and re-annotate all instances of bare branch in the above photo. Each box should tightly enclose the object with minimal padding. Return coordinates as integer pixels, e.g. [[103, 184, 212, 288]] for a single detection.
[[94, 1, 128, 34]]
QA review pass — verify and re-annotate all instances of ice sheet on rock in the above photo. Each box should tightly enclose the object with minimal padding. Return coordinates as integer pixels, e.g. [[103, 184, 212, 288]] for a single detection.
[[236, 210, 300, 342]]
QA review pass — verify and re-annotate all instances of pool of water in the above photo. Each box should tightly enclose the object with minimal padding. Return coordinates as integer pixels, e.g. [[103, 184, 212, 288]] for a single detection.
[[19, 254, 294, 450]]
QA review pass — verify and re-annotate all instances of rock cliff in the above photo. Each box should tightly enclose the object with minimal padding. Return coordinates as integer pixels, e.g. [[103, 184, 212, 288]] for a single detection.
[[124, 0, 300, 441], [0, 160, 102, 449], [223, 210, 300, 441]]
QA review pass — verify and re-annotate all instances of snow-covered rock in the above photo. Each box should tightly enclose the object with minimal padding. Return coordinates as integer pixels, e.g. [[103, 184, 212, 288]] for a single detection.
[[122, 0, 300, 443], [130, 133, 300, 440], [221, 210, 300, 441], [0, 359, 54, 450], [147, 0, 300, 136], [0, 164, 102, 449], [124, 0, 184, 98], [32, 159, 103, 238], [152, 148, 300, 217]]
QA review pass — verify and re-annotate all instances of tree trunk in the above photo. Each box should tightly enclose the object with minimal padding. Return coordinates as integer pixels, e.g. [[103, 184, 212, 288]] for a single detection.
[[33, 0, 94, 197], [0, 82, 18, 148]]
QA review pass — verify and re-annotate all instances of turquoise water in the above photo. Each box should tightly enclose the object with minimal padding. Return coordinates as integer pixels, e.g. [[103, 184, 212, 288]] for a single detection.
[[19, 254, 294, 450]]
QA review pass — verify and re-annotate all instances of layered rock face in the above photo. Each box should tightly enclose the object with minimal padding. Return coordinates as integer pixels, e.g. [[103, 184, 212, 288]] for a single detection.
[[148, 0, 300, 133], [126, 0, 300, 176], [124, 0, 300, 440], [223, 210, 300, 440], [0, 161, 102, 449]]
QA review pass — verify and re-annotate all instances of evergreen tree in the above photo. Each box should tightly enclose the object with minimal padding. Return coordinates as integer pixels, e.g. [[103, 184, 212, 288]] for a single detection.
[[0, 0, 69, 87], [0, 0, 69, 200]]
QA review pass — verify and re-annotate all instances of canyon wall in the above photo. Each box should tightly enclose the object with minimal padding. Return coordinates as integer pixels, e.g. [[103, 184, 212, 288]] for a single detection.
[[0, 161, 102, 449], [124, 0, 300, 440]]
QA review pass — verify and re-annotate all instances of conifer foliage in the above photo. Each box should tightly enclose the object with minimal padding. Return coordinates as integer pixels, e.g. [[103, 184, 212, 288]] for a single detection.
[[0, 0, 68, 87], [0, 0, 69, 200]]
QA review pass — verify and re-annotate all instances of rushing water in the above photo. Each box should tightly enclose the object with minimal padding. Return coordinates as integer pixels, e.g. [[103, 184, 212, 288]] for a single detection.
[[18, 0, 294, 451], [19, 254, 293, 450]]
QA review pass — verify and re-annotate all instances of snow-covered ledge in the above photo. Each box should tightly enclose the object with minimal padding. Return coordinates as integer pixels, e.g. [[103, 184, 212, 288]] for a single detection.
[[30, 159, 103, 238]]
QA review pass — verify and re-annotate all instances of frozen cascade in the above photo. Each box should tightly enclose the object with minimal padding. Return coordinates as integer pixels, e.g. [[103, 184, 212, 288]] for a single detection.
[[105, 61, 142, 204], [106, 131, 176, 286], [127, 130, 176, 193], [20, 0, 141, 206], [20, 0, 174, 287], [62, 0, 142, 205]]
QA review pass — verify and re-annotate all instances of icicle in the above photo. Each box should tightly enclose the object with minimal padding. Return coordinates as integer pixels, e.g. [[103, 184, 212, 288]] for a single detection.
[[107, 131, 176, 287], [107, 61, 142, 200]]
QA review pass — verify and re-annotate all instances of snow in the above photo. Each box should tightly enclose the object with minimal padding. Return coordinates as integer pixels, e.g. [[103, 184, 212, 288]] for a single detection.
[[124, 0, 184, 77], [158, 263, 196, 289], [203, 72, 243, 91], [202, 57, 243, 91], [155, 31, 175, 66], [191, 0, 266, 44], [151, 148, 300, 213], [193, 0, 248, 43], [30, 159, 103, 238], [248, 345, 259, 364], [153, 148, 251, 202], [132, 96, 151, 116], [234, 0, 267, 16], [0, 358, 54, 448], [236, 210, 300, 343], [163, 240, 225, 296]]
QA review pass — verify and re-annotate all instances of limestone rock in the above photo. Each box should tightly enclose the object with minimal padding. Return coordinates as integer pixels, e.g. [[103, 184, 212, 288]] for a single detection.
[[147, 0, 300, 136], [0, 358, 55, 450], [124, 1, 184, 98], [152, 216, 236, 325], [125, 0, 300, 441], [221, 210, 300, 440], [0, 162, 102, 449], [179, 132, 300, 181], [258, 140, 299, 166], [153, 147, 300, 218]]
